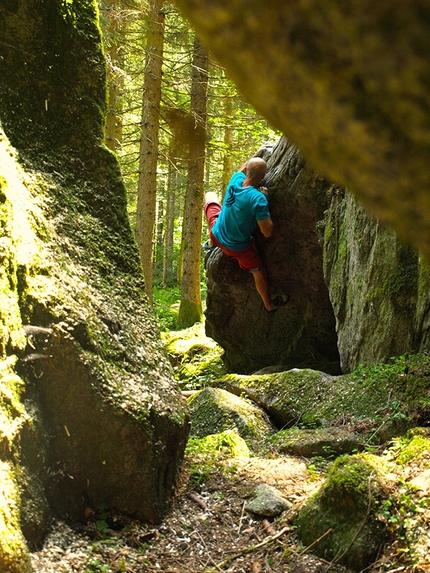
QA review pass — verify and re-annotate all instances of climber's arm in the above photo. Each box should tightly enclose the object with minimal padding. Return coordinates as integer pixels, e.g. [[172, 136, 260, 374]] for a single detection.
[[258, 217, 274, 238]]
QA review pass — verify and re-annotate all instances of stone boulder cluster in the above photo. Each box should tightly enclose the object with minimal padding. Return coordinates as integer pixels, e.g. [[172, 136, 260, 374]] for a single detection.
[[2, 0, 430, 572], [186, 361, 430, 571]]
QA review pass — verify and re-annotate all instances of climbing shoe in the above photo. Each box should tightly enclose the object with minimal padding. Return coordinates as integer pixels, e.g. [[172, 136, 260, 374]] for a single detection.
[[267, 294, 290, 315], [202, 239, 216, 253]]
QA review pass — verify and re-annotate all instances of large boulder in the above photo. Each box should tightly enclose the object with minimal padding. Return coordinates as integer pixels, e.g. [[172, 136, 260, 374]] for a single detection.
[[205, 138, 340, 374], [0, 1, 189, 565], [223, 363, 423, 441], [173, 0, 430, 264], [324, 191, 430, 372]]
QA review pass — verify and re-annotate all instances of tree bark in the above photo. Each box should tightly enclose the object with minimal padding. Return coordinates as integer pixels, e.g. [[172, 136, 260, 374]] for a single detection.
[[102, 0, 125, 152], [177, 36, 209, 327], [221, 95, 233, 200], [135, 0, 165, 303], [162, 166, 177, 286]]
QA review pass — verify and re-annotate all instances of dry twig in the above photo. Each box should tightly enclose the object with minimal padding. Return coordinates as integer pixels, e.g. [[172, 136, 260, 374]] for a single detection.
[[205, 526, 291, 571]]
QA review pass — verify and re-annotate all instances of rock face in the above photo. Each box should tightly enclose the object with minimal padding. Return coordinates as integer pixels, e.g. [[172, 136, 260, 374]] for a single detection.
[[205, 138, 340, 374], [173, 0, 430, 265], [324, 192, 430, 372], [0, 0, 189, 564], [244, 483, 291, 518], [270, 427, 361, 458], [206, 138, 430, 373]]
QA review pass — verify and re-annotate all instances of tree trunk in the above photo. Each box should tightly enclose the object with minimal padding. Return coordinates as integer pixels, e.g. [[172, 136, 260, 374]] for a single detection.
[[221, 95, 233, 199], [103, 0, 125, 152], [162, 167, 177, 286], [177, 36, 209, 327], [135, 0, 165, 303]]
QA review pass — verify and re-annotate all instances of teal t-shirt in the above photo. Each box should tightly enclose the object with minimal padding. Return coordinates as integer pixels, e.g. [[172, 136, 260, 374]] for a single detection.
[[212, 171, 270, 251]]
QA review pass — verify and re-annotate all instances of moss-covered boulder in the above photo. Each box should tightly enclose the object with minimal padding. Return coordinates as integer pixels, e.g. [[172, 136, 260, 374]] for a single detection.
[[186, 430, 250, 461], [0, 0, 189, 561], [295, 454, 392, 571], [224, 369, 381, 431], [269, 427, 361, 458], [188, 387, 274, 447], [386, 429, 430, 572], [223, 361, 427, 441], [0, 128, 189, 532], [324, 191, 430, 372]]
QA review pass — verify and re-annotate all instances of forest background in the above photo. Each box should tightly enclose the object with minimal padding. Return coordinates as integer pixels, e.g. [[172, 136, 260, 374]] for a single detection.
[[98, 0, 278, 329]]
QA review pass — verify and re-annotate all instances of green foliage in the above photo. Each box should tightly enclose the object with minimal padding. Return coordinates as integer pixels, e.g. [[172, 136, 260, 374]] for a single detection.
[[306, 457, 333, 480], [153, 285, 181, 331], [175, 350, 225, 392], [95, 503, 111, 535], [350, 355, 409, 386], [379, 483, 429, 531], [84, 558, 109, 573], [386, 429, 430, 466], [352, 353, 430, 414], [98, 2, 279, 295]]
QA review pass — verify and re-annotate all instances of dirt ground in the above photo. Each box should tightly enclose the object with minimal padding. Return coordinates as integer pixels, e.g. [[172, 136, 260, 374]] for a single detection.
[[30, 452, 417, 573]]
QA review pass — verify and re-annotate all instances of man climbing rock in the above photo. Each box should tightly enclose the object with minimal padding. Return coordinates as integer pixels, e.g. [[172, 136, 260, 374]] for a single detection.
[[203, 156, 289, 314]]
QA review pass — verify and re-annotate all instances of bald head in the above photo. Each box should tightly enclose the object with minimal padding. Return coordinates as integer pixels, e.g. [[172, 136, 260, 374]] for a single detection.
[[245, 157, 267, 187], [247, 157, 266, 179]]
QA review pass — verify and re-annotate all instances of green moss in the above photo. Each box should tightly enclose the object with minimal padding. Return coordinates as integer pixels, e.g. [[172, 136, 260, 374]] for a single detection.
[[186, 430, 249, 459], [0, 168, 32, 356], [0, 462, 32, 573], [185, 430, 248, 484], [388, 430, 430, 466], [188, 387, 273, 446]]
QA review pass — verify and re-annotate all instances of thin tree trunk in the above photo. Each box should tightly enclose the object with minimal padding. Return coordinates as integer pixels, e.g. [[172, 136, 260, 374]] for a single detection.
[[135, 0, 165, 304], [162, 167, 176, 286], [221, 95, 233, 199], [177, 36, 209, 327], [101, 0, 125, 152]]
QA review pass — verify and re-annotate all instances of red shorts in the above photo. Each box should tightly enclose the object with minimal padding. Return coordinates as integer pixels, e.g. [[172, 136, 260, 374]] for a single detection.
[[204, 201, 263, 272]]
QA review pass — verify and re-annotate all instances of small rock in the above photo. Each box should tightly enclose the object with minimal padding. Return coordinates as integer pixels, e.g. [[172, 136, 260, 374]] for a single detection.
[[245, 483, 291, 517]]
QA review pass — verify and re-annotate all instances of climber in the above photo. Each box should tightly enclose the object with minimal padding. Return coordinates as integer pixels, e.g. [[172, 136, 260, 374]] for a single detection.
[[203, 156, 289, 314]]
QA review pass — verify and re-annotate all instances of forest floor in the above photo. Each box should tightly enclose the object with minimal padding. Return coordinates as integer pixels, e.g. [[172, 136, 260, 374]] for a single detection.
[[30, 450, 414, 573], [30, 323, 426, 573]]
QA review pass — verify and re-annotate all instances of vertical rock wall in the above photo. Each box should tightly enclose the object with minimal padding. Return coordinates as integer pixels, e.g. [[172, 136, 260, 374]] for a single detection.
[[0, 1, 189, 566], [205, 138, 340, 374], [324, 191, 430, 372]]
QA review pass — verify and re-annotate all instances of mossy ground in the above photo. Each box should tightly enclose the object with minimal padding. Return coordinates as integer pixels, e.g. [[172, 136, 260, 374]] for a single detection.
[[162, 322, 225, 392]]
